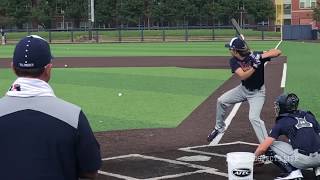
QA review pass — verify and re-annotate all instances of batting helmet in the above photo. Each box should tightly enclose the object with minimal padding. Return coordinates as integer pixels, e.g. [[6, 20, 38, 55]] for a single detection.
[[274, 93, 299, 116]]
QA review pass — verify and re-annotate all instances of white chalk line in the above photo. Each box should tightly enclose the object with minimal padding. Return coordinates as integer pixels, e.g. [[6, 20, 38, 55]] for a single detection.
[[180, 141, 258, 156], [281, 63, 287, 88], [209, 103, 242, 145], [98, 170, 139, 180], [275, 40, 283, 49], [100, 154, 228, 179]]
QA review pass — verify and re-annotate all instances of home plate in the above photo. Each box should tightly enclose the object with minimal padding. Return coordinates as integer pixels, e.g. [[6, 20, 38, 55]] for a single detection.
[[176, 155, 211, 162]]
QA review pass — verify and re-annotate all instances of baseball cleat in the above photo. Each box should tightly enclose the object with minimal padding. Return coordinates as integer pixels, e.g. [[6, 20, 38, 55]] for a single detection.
[[207, 129, 220, 142], [274, 169, 303, 180]]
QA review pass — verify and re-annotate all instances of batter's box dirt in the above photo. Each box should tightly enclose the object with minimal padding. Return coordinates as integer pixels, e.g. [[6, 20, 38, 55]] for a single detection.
[[170, 173, 228, 180], [100, 154, 226, 179], [188, 142, 258, 156]]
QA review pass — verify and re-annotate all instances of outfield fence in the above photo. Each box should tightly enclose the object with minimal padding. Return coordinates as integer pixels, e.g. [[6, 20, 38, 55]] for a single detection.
[[2, 25, 282, 44]]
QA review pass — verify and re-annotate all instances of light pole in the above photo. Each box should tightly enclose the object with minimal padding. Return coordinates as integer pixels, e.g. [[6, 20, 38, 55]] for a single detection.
[[238, 0, 245, 27], [61, 10, 65, 30], [88, 0, 94, 40]]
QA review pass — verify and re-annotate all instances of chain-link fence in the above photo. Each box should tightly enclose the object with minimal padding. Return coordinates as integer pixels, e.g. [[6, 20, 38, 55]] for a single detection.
[[2, 25, 281, 44]]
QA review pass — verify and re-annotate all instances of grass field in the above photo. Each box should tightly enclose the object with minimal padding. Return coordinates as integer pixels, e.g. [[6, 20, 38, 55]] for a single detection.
[[280, 41, 320, 118], [0, 41, 281, 131], [0, 67, 230, 131], [0, 41, 279, 58], [4, 40, 314, 131]]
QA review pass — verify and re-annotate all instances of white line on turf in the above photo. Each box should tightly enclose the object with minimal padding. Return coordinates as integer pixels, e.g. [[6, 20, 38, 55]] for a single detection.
[[100, 154, 228, 179], [180, 141, 258, 151], [179, 148, 227, 158], [102, 154, 140, 161], [180, 141, 258, 157], [281, 63, 287, 88], [146, 169, 228, 180], [98, 170, 139, 180], [209, 103, 242, 145], [275, 40, 283, 49]]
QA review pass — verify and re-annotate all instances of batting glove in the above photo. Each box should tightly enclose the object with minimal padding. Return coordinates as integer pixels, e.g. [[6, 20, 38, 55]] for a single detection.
[[249, 53, 262, 69]]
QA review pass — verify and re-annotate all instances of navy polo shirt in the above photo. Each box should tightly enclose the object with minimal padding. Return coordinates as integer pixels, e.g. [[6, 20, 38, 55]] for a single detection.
[[0, 96, 101, 180], [230, 51, 271, 90], [269, 110, 320, 153]]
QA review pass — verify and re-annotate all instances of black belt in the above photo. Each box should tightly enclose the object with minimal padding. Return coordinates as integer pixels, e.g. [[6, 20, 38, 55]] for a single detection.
[[245, 87, 261, 91], [298, 149, 320, 156]]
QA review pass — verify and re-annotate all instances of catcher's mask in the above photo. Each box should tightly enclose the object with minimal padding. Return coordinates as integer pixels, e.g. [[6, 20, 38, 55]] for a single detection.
[[274, 93, 299, 117]]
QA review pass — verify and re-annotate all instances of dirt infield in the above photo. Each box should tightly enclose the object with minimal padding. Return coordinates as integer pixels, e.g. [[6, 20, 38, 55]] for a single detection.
[[3, 56, 317, 179]]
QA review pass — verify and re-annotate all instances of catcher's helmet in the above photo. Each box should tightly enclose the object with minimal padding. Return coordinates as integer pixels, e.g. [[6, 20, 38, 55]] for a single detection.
[[274, 93, 299, 116]]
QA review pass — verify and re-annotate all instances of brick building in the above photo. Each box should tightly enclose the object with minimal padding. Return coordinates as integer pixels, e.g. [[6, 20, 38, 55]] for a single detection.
[[284, 0, 320, 29]]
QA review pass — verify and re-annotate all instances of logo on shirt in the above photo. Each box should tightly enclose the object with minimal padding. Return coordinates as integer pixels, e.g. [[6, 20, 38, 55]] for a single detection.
[[9, 84, 21, 91], [237, 60, 251, 72], [295, 117, 313, 129]]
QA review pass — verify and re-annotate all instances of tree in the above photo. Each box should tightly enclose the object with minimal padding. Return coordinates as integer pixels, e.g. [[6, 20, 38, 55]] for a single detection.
[[65, 0, 87, 28], [30, 0, 54, 29], [149, 0, 181, 26], [0, 0, 12, 27], [245, 0, 275, 23], [0, 0, 280, 29], [5, 0, 31, 29], [314, 2, 320, 22], [203, 0, 217, 25], [213, 0, 239, 25], [120, 0, 144, 26], [95, 0, 117, 27]]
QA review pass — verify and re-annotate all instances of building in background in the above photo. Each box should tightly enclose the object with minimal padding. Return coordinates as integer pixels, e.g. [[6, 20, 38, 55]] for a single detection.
[[283, 0, 292, 25], [283, 0, 319, 28]]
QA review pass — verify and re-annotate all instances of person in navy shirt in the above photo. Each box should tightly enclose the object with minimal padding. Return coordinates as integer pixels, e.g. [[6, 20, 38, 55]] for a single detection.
[[0, 35, 101, 180], [207, 36, 281, 143], [255, 93, 320, 180]]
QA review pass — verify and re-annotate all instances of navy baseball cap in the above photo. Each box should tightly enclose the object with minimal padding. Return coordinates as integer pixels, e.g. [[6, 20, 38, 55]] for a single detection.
[[13, 35, 53, 69], [225, 37, 247, 50]]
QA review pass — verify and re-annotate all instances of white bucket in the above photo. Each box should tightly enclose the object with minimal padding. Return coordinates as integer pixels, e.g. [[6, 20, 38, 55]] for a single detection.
[[226, 152, 255, 180]]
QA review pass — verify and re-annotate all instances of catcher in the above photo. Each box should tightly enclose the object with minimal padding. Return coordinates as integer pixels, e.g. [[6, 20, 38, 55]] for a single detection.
[[255, 93, 320, 180], [207, 36, 281, 143]]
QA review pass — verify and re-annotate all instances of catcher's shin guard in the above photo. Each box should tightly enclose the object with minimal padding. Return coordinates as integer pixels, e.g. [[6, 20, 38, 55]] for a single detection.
[[265, 149, 297, 173]]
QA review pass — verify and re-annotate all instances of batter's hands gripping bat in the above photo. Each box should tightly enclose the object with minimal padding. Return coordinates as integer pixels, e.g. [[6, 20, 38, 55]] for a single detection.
[[231, 18, 249, 50], [231, 18, 262, 68]]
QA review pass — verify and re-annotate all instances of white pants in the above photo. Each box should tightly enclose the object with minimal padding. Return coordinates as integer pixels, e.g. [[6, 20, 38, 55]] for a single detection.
[[214, 84, 268, 143], [1, 36, 5, 45], [271, 141, 320, 169]]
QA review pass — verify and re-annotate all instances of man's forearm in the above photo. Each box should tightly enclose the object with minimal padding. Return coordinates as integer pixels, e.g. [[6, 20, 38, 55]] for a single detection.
[[254, 137, 275, 157], [255, 146, 267, 157], [235, 67, 255, 80], [261, 49, 282, 59]]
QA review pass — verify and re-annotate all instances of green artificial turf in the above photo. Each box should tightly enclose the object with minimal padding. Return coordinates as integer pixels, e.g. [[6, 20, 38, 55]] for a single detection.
[[0, 67, 231, 131], [280, 41, 320, 119], [0, 41, 279, 58], [0, 40, 280, 131]]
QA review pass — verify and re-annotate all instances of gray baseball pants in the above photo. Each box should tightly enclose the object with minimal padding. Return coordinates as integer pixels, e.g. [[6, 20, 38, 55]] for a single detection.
[[271, 141, 320, 169], [214, 84, 268, 143]]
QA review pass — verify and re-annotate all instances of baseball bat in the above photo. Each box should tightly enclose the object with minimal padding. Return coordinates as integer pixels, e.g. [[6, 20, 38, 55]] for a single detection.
[[231, 18, 250, 50]]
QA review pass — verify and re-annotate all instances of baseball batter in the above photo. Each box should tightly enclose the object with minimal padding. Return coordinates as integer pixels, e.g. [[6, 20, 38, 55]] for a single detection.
[[255, 93, 320, 179], [207, 37, 281, 143]]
